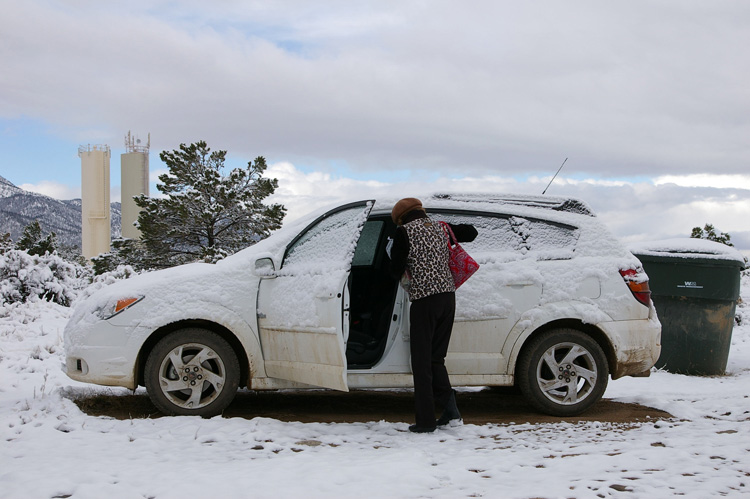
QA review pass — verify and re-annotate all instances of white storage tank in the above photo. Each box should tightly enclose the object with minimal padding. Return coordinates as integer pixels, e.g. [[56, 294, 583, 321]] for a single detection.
[[121, 132, 150, 239], [79, 144, 111, 260]]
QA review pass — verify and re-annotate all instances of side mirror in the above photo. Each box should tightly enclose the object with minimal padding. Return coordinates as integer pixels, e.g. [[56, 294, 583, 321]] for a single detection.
[[254, 257, 276, 277]]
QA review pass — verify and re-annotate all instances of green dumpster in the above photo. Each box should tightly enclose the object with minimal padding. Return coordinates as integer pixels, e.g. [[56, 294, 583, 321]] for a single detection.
[[631, 238, 746, 375]]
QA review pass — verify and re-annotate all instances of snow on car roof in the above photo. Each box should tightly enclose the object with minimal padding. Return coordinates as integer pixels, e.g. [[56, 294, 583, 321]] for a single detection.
[[429, 193, 595, 216], [371, 193, 595, 223]]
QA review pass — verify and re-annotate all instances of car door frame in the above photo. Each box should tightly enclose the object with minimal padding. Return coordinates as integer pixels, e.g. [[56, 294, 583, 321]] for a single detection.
[[256, 200, 374, 391]]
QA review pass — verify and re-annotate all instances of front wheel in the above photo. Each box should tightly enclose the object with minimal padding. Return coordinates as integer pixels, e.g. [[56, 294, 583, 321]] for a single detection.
[[517, 329, 609, 416], [144, 328, 240, 417]]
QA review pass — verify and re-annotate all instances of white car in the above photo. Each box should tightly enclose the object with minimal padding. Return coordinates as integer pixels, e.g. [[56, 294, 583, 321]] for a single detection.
[[64, 194, 661, 417]]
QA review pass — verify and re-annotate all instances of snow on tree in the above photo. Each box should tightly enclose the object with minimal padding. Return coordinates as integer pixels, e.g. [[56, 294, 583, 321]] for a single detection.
[[134, 141, 286, 268], [16, 220, 57, 256], [690, 223, 733, 247], [90, 238, 148, 274], [0, 233, 12, 254]]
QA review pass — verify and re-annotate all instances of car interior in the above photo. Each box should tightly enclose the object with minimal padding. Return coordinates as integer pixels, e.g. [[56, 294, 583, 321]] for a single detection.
[[346, 215, 400, 368]]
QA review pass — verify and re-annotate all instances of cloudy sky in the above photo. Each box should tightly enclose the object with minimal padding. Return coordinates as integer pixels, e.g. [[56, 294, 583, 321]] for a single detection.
[[1, 1, 748, 255]]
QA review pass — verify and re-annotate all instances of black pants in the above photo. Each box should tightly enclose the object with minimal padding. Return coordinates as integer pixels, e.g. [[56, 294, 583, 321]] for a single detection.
[[409, 292, 456, 427]]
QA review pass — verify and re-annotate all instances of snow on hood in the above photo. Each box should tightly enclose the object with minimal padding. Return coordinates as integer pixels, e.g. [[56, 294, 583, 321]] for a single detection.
[[630, 238, 746, 265], [68, 260, 246, 329], [67, 202, 363, 330]]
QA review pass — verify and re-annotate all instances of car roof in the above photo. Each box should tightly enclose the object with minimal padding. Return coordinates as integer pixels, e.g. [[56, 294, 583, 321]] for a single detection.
[[428, 193, 595, 216], [370, 193, 596, 223]]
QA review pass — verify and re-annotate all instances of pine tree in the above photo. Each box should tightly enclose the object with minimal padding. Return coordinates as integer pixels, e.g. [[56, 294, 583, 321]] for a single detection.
[[91, 238, 149, 274], [16, 220, 57, 256], [0, 233, 12, 254], [134, 141, 286, 267], [690, 223, 733, 247]]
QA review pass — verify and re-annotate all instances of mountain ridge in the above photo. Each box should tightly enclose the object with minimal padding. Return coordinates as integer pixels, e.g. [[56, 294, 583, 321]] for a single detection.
[[0, 174, 121, 249]]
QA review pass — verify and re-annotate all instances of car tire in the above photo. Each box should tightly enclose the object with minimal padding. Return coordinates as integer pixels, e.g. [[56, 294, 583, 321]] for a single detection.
[[144, 328, 240, 417], [517, 328, 609, 416]]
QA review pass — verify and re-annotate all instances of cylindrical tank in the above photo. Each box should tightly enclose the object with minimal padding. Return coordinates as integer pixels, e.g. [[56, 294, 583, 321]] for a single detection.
[[79, 144, 111, 260], [121, 132, 150, 239]]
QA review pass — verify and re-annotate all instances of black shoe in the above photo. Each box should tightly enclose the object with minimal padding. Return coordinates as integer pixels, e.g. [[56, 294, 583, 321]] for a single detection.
[[436, 389, 461, 427], [408, 424, 436, 433]]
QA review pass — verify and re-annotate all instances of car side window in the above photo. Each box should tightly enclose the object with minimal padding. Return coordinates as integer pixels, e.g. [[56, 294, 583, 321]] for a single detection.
[[434, 213, 579, 261], [509, 217, 578, 257], [283, 204, 370, 271], [352, 220, 384, 267], [433, 214, 517, 260]]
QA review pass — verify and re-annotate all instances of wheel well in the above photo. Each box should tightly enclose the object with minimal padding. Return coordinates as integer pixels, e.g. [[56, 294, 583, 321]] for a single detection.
[[514, 319, 616, 379], [135, 320, 251, 389]]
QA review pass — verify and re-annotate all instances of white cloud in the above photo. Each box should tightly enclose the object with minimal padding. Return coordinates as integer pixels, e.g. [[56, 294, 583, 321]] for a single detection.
[[5, 3, 750, 260], [19, 180, 123, 203], [19, 181, 80, 200], [24, 161, 750, 260], [266, 163, 750, 257], [3, 1, 749, 180], [654, 174, 750, 190], [266, 161, 548, 221]]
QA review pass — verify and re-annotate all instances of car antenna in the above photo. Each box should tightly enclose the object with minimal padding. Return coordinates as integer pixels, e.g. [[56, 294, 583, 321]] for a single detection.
[[542, 157, 568, 195]]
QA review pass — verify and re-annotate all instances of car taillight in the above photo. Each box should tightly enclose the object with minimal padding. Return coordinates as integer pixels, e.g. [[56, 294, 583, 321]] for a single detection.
[[619, 268, 652, 307]]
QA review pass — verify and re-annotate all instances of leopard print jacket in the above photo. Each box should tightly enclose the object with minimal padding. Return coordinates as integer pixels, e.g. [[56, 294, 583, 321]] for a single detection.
[[402, 217, 455, 301]]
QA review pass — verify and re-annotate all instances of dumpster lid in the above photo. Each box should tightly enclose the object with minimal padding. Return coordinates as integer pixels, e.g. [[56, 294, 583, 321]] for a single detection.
[[630, 238, 746, 268]]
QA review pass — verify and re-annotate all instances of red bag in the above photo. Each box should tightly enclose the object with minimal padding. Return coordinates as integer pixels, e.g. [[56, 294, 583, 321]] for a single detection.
[[440, 222, 480, 289]]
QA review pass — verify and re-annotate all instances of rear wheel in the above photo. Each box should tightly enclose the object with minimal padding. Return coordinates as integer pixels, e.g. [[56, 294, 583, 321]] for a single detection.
[[517, 329, 608, 416], [144, 328, 240, 417]]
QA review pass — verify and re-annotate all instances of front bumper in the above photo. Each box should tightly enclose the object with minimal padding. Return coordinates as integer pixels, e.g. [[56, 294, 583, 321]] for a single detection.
[[64, 319, 140, 390]]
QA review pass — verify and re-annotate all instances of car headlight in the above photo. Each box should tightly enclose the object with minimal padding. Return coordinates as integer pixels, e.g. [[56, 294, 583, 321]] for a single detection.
[[97, 296, 144, 320]]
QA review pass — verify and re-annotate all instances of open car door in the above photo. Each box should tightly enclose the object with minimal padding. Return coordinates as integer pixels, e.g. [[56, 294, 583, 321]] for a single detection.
[[257, 201, 374, 391]]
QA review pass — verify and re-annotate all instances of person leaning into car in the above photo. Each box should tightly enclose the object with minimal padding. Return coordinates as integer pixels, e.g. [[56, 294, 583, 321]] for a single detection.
[[388, 198, 478, 433]]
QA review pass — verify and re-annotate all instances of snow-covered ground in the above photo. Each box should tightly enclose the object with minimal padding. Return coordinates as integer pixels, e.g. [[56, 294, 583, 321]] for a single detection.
[[1, 273, 748, 499]]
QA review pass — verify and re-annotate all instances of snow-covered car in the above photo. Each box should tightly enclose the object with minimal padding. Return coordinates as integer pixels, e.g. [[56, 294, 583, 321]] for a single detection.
[[64, 194, 661, 417]]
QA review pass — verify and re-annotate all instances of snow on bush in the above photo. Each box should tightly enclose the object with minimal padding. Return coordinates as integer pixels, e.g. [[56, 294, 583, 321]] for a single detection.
[[0, 249, 88, 307], [76, 264, 138, 302], [737, 270, 749, 326], [0, 247, 138, 309]]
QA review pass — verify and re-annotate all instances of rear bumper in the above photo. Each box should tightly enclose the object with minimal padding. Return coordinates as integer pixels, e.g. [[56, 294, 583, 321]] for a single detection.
[[599, 314, 662, 379]]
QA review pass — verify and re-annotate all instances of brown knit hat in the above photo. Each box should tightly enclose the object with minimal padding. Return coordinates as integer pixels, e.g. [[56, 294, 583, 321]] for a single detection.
[[391, 197, 423, 224]]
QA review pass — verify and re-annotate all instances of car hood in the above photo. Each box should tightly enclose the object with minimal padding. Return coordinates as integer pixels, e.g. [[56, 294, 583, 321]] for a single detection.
[[67, 210, 317, 330], [69, 258, 259, 329]]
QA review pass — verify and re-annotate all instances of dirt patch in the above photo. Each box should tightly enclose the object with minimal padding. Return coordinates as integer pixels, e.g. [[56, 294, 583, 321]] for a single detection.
[[73, 387, 672, 425]]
